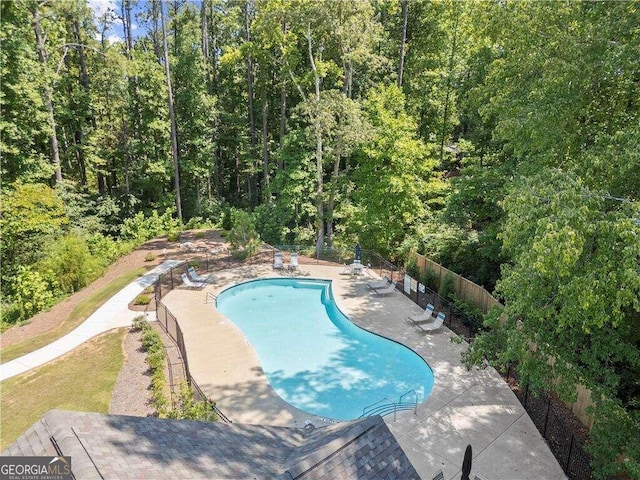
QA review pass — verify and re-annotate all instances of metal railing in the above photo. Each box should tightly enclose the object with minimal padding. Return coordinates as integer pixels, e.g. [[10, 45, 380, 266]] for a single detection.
[[360, 390, 418, 422]]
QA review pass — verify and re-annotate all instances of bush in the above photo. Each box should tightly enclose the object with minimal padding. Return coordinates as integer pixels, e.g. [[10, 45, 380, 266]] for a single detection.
[[228, 210, 262, 259], [4, 266, 55, 324], [120, 208, 182, 243], [144, 253, 156, 262], [37, 232, 103, 294], [439, 272, 457, 300], [134, 294, 151, 305], [420, 269, 439, 291], [167, 230, 180, 242], [221, 208, 233, 231], [405, 257, 420, 278]]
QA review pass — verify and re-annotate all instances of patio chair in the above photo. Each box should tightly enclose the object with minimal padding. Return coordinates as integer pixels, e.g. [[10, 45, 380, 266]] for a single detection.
[[181, 273, 206, 289], [366, 275, 390, 290], [273, 252, 284, 270], [288, 252, 299, 271], [188, 266, 213, 283], [432, 470, 444, 480], [416, 312, 446, 334], [372, 281, 397, 295], [407, 303, 435, 323]]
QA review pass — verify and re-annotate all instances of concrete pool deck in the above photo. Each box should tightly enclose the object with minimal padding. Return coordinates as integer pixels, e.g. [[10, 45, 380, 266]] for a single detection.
[[161, 263, 566, 480]]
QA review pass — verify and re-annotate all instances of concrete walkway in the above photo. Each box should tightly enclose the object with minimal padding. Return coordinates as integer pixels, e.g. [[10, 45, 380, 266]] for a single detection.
[[162, 263, 567, 480], [0, 260, 182, 382]]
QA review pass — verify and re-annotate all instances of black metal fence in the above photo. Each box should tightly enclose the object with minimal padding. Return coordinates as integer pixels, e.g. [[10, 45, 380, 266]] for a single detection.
[[502, 365, 594, 480], [154, 262, 232, 423]]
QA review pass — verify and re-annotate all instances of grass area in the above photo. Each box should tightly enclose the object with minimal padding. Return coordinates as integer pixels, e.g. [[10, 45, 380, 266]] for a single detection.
[[1, 267, 149, 364], [0, 329, 126, 449]]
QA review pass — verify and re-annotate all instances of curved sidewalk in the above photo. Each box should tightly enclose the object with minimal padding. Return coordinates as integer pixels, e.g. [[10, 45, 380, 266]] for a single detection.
[[0, 259, 182, 382]]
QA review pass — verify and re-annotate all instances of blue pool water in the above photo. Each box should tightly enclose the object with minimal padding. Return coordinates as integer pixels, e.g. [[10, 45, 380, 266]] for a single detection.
[[215, 278, 434, 421]]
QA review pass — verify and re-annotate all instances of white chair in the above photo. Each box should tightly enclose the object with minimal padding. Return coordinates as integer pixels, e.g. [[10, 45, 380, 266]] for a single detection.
[[188, 266, 212, 283], [367, 276, 390, 290], [408, 303, 435, 323], [288, 252, 298, 271], [372, 281, 397, 295], [416, 312, 446, 334], [273, 252, 284, 270], [181, 273, 206, 289]]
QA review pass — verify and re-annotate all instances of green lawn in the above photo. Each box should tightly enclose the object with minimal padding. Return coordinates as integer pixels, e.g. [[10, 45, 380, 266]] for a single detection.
[[0, 329, 126, 449], [1, 267, 149, 364]]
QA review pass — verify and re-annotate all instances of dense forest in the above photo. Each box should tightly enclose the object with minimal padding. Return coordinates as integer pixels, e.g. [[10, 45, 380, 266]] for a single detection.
[[1, 0, 639, 476]]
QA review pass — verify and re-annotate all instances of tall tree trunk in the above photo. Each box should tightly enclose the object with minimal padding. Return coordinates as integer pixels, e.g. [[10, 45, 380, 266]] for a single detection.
[[31, 4, 62, 184], [307, 25, 324, 254], [151, 0, 162, 61], [326, 154, 341, 248], [121, 0, 142, 194], [439, 10, 460, 163], [73, 18, 90, 187], [245, 0, 257, 202], [161, 1, 182, 221], [279, 18, 287, 157], [398, 0, 408, 87], [262, 100, 270, 202]]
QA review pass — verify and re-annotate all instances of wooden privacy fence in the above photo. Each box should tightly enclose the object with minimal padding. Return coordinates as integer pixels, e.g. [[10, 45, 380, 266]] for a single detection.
[[413, 253, 501, 313]]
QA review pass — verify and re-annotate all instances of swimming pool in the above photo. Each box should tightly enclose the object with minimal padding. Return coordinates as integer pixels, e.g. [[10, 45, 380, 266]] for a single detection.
[[215, 278, 434, 421]]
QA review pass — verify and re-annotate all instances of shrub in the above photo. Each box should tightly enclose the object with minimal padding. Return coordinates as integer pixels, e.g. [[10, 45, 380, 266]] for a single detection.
[[228, 210, 262, 259], [5, 266, 55, 323], [37, 232, 103, 294], [134, 294, 151, 305], [221, 208, 233, 231], [405, 257, 420, 278], [144, 253, 156, 262], [167, 230, 180, 242], [420, 269, 439, 291], [439, 272, 457, 300], [131, 315, 146, 331]]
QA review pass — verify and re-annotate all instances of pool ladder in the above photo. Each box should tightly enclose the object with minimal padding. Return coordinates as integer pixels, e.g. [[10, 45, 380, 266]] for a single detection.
[[359, 389, 418, 422], [205, 292, 217, 304]]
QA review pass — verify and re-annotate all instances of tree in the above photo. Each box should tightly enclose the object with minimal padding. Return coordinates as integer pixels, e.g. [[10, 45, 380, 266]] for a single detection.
[[346, 85, 443, 256], [160, 0, 182, 221], [466, 170, 640, 477]]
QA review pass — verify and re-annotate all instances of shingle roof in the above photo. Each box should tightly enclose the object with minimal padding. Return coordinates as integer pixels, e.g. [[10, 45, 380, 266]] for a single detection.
[[2, 410, 420, 480]]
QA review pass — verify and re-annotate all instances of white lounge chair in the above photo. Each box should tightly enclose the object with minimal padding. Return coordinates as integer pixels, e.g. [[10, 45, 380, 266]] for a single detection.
[[288, 252, 298, 271], [408, 303, 435, 323], [372, 281, 397, 295], [416, 312, 446, 334], [273, 252, 284, 270], [432, 470, 444, 480], [181, 272, 206, 289], [367, 276, 390, 290], [188, 266, 212, 283]]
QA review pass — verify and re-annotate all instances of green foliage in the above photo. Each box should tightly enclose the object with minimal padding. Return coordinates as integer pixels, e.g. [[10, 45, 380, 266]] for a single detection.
[[37, 232, 103, 294], [405, 258, 420, 279], [134, 294, 151, 306], [144, 253, 156, 262], [3, 266, 55, 325], [0, 184, 69, 269], [221, 208, 233, 231], [439, 273, 456, 301], [161, 382, 218, 422], [227, 210, 262, 259], [119, 208, 183, 242], [588, 399, 640, 479]]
